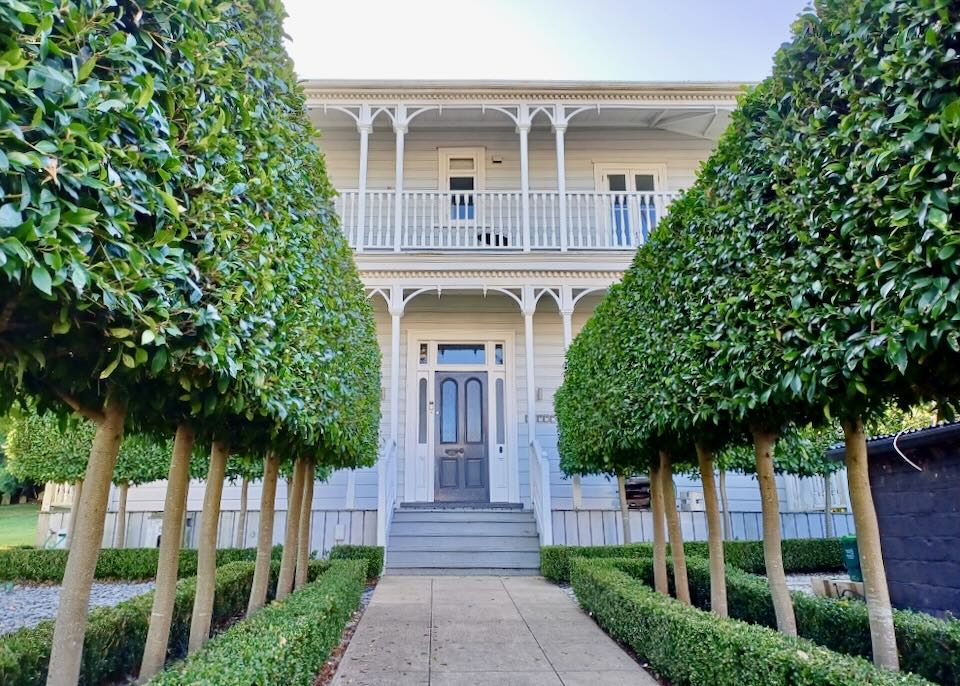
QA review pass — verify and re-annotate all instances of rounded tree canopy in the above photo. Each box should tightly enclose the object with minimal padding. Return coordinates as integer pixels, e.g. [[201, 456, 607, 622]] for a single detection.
[[765, 0, 960, 420], [5, 409, 269, 484], [0, 0, 380, 467]]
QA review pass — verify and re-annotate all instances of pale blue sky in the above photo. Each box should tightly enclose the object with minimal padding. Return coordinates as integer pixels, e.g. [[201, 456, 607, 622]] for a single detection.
[[283, 0, 811, 82]]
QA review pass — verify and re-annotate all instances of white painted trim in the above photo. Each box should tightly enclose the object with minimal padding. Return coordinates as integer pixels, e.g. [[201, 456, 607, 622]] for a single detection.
[[593, 163, 667, 192], [437, 147, 487, 192], [403, 328, 518, 504]]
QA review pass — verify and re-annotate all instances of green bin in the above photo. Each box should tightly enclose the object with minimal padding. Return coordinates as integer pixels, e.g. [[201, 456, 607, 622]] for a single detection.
[[840, 535, 863, 582]]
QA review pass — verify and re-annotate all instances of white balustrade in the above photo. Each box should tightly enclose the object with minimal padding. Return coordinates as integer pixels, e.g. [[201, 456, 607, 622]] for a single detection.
[[336, 190, 677, 251], [530, 439, 553, 546], [376, 438, 398, 546]]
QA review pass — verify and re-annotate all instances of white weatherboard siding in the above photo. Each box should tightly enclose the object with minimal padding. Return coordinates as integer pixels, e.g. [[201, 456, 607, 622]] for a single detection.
[[109, 82, 844, 548], [113, 290, 804, 526], [317, 125, 713, 193]]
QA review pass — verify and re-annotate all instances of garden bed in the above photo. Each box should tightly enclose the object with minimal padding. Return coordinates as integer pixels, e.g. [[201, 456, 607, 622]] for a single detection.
[[148, 559, 368, 685], [0, 580, 155, 635], [599, 556, 960, 685], [570, 558, 934, 686]]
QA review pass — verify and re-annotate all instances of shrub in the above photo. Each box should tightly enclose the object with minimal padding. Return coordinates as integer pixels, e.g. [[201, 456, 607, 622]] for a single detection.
[[0, 561, 254, 686], [148, 559, 367, 686], [0, 558, 328, 685], [608, 556, 960, 685], [329, 544, 384, 579], [570, 559, 933, 686], [540, 538, 843, 583], [0, 546, 285, 582]]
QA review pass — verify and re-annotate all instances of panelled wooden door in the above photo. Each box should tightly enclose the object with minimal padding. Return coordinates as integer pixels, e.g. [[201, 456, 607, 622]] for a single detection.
[[435, 371, 489, 502]]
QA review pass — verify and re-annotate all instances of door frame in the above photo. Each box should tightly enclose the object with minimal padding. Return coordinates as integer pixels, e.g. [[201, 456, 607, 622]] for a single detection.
[[403, 329, 517, 504]]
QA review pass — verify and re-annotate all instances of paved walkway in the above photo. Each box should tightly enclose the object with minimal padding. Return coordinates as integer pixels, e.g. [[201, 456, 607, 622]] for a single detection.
[[331, 575, 658, 686]]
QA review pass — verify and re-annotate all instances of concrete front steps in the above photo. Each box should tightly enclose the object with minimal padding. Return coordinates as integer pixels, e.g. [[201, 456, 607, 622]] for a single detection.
[[385, 507, 541, 576]]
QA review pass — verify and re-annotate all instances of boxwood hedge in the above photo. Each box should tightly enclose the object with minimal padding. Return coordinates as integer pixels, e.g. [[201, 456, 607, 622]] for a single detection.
[[329, 544, 384, 579], [148, 559, 367, 686], [608, 557, 960, 685], [570, 558, 933, 686], [0, 558, 328, 686], [541, 537, 843, 583], [0, 546, 284, 582]]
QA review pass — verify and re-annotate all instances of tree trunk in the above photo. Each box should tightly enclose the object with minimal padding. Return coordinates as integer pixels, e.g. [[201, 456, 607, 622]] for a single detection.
[[649, 460, 668, 595], [719, 469, 733, 541], [234, 477, 249, 548], [295, 462, 315, 590], [752, 428, 797, 635], [187, 439, 229, 654], [696, 443, 727, 617], [247, 451, 281, 614], [139, 423, 195, 681], [46, 393, 127, 686], [823, 473, 834, 538], [276, 458, 305, 599], [843, 418, 899, 670], [115, 481, 129, 549], [617, 474, 632, 544], [64, 478, 83, 549], [660, 451, 690, 604]]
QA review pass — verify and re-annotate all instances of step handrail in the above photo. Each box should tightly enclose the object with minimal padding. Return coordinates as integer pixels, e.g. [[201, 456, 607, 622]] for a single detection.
[[529, 439, 553, 546]]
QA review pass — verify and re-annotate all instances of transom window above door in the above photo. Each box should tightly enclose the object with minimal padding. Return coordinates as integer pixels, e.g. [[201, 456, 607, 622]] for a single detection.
[[439, 148, 485, 220]]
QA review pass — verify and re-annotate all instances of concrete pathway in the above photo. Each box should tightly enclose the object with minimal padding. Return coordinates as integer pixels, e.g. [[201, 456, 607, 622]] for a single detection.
[[331, 575, 659, 686]]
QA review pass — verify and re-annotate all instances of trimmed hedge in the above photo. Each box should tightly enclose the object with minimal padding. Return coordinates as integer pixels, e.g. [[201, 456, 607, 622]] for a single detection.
[[0, 559, 329, 685], [329, 544, 384, 579], [605, 557, 960, 686], [0, 546, 284, 582], [570, 559, 933, 686], [148, 559, 367, 685], [541, 537, 843, 582]]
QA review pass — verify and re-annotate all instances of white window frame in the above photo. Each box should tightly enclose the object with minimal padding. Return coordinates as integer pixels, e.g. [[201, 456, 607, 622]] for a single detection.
[[593, 163, 667, 193], [438, 147, 486, 192]]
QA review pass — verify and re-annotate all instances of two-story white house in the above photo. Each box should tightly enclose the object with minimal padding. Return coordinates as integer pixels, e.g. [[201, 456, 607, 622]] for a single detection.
[[44, 80, 853, 573]]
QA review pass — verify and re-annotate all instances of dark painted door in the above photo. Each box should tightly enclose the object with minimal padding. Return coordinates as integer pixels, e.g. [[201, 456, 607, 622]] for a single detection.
[[435, 371, 489, 502]]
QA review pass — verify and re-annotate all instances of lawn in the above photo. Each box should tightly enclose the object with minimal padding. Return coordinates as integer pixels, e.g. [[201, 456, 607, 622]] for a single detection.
[[0, 502, 39, 548]]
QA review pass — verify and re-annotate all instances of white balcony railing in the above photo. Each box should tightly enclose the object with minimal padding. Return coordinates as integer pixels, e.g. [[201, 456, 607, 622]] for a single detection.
[[530, 439, 553, 546], [334, 190, 678, 251]]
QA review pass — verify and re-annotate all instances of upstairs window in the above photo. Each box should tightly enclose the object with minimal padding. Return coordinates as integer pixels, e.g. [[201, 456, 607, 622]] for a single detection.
[[439, 148, 485, 220]]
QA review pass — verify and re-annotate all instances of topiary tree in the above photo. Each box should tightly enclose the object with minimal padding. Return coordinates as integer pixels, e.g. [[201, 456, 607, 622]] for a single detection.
[[1, 1, 380, 682], [739, 0, 960, 667]]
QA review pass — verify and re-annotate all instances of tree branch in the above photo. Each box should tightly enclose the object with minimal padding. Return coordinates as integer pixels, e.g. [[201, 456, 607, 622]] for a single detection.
[[53, 388, 106, 425], [0, 296, 19, 333]]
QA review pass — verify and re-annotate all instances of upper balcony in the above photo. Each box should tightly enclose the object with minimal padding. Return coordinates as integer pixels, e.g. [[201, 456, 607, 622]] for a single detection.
[[304, 80, 740, 254], [335, 189, 679, 251]]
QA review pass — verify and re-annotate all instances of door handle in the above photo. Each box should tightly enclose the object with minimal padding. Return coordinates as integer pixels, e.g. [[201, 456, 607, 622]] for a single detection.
[[445, 448, 464, 456]]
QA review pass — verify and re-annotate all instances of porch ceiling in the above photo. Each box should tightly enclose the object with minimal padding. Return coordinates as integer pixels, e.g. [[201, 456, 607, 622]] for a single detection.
[[308, 104, 732, 139], [303, 79, 741, 140]]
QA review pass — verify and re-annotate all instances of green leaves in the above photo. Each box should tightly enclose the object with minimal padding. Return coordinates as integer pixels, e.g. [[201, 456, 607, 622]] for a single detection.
[[30, 264, 51, 295], [0, 0, 379, 470], [557, 0, 960, 480], [0, 204, 22, 228]]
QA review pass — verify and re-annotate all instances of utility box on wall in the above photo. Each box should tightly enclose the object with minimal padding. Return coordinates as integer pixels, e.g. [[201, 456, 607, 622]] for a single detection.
[[828, 423, 960, 619]]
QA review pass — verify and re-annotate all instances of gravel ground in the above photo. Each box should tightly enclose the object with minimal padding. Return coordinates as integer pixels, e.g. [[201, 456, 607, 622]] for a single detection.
[[0, 581, 155, 635]]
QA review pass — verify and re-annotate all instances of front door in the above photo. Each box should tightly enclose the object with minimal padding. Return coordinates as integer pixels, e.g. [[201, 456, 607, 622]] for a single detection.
[[435, 371, 489, 502]]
